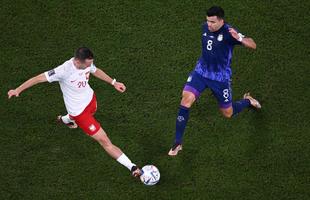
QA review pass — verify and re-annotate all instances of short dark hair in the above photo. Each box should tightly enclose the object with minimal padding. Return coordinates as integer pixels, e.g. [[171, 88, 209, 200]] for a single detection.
[[74, 47, 94, 61], [206, 6, 225, 19]]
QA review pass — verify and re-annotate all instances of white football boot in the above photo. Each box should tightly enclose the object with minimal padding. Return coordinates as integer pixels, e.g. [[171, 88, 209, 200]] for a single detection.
[[243, 93, 262, 109], [168, 143, 183, 156], [57, 115, 78, 129]]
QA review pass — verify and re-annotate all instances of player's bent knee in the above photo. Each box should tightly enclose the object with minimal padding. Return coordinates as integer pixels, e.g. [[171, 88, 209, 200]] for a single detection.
[[220, 108, 233, 118], [222, 112, 233, 118], [181, 92, 196, 108]]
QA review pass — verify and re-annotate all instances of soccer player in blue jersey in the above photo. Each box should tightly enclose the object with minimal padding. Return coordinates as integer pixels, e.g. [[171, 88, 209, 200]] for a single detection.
[[168, 6, 261, 156]]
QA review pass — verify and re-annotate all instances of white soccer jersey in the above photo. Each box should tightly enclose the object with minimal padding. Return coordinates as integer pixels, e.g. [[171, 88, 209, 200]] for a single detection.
[[44, 58, 97, 116]]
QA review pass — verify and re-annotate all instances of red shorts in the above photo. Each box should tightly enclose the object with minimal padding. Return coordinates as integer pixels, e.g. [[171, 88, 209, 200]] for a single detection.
[[70, 94, 101, 136]]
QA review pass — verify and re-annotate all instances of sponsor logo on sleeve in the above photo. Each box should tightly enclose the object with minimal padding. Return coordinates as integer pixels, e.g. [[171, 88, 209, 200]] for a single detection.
[[48, 69, 55, 76]]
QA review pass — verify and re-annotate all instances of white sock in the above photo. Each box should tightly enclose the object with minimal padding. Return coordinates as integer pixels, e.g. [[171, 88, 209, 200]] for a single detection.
[[116, 153, 135, 171], [61, 114, 74, 124]]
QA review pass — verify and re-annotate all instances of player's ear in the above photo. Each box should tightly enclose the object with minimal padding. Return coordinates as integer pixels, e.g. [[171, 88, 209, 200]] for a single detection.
[[76, 59, 82, 66]]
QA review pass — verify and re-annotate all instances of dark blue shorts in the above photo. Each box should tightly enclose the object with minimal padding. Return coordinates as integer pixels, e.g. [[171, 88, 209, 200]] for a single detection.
[[183, 71, 232, 108]]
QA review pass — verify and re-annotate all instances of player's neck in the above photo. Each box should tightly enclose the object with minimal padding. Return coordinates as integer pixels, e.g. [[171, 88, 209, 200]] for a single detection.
[[214, 23, 225, 32]]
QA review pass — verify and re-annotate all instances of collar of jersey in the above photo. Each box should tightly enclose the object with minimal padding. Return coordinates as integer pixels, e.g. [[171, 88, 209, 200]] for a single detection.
[[211, 23, 226, 35]]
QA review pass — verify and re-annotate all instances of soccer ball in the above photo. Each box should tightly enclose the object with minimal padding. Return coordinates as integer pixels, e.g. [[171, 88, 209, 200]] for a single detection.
[[140, 165, 160, 186]]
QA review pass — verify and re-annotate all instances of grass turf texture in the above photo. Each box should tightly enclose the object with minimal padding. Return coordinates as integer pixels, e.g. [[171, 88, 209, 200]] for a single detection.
[[1, 0, 309, 199]]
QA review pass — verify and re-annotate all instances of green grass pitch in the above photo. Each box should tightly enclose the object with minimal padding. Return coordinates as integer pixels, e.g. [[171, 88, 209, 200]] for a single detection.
[[1, 0, 309, 199]]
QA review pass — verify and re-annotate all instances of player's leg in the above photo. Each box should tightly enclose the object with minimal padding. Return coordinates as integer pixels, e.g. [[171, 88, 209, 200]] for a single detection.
[[220, 106, 234, 118], [222, 93, 262, 117], [74, 115, 142, 177], [220, 94, 261, 118], [169, 71, 206, 156], [219, 100, 251, 118], [175, 91, 196, 141], [56, 94, 97, 130], [72, 94, 142, 176], [210, 80, 260, 118], [92, 128, 123, 159], [168, 91, 194, 156], [91, 128, 141, 176]]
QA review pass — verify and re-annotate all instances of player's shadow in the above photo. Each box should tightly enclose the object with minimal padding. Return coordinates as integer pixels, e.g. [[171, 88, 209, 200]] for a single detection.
[[245, 108, 271, 162], [132, 109, 201, 186], [135, 122, 169, 163]]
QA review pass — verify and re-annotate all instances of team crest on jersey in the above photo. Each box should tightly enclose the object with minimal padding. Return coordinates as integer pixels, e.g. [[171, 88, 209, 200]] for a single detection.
[[217, 34, 223, 41], [203, 32, 207, 37], [89, 124, 96, 132]]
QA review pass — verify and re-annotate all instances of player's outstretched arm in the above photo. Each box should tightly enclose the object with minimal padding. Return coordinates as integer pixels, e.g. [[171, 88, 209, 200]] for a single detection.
[[240, 37, 256, 50], [92, 68, 126, 93], [8, 73, 47, 99], [229, 28, 257, 50]]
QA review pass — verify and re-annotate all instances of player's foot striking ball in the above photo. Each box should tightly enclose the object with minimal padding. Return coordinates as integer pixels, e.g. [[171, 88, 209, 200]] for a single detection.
[[8, 47, 142, 178], [169, 6, 261, 156]]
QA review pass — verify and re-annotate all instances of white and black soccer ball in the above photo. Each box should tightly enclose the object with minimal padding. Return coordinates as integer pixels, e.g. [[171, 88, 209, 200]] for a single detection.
[[140, 165, 160, 186]]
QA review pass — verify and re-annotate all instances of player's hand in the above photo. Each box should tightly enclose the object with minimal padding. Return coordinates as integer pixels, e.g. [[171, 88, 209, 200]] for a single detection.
[[114, 82, 126, 93], [229, 28, 240, 40], [8, 89, 20, 99]]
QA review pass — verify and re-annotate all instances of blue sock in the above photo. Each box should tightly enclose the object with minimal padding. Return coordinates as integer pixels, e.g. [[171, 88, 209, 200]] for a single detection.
[[174, 105, 190, 144], [232, 99, 251, 116]]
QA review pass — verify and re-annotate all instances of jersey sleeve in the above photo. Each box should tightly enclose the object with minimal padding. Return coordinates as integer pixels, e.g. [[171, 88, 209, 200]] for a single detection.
[[202, 23, 208, 33], [44, 64, 66, 82], [89, 63, 97, 73]]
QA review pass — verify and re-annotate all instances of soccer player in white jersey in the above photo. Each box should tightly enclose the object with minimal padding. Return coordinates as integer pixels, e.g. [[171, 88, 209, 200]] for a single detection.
[[8, 47, 142, 177]]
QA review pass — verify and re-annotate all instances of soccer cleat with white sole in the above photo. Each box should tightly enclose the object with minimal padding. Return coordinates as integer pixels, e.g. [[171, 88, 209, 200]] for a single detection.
[[243, 93, 262, 109], [57, 115, 78, 129], [168, 143, 183, 156]]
